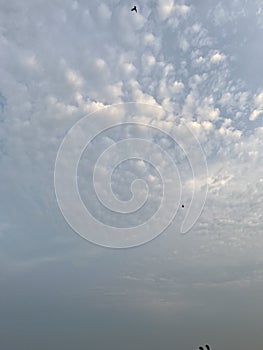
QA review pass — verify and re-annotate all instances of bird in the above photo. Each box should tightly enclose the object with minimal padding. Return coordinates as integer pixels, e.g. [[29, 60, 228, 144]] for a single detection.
[[131, 5, 137, 13], [182, 204, 184, 208], [199, 345, 211, 350]]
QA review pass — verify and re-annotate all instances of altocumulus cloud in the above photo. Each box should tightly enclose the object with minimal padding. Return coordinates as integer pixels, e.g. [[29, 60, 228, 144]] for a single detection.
[[0, 0, 263, 347], [0, 0, 262, 256]]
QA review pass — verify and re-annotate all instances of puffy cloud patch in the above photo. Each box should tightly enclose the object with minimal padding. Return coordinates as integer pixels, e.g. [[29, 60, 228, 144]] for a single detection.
[[0, 0, 262, 300]]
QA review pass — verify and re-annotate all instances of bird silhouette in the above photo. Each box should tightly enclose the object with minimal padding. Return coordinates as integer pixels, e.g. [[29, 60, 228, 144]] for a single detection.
[[199, 345, 211, 350], [131, 5, 137, 12]]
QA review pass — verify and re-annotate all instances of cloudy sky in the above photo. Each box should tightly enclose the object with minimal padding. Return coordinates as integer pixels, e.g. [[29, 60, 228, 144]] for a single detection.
[[0, 0, 263, 349]]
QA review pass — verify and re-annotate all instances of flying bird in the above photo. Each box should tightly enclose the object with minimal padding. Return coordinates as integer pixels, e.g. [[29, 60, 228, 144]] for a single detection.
[[199, 344, 211, 350], [131, 5, 137, 13]]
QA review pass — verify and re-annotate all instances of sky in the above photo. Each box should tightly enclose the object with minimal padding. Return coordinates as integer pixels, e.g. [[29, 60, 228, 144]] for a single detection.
[[0, 0, 263, 349]]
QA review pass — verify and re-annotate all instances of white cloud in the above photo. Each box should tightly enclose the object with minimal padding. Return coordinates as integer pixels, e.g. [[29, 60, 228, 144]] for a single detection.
[[210, 51, 226, 63], [158, 0, 175, 20], [174, 4, 191, 15], [250, 109, 263, 121], [65, 69, 84, 88], [254, 91, 263, 107], [0, 0, 262, 296]]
